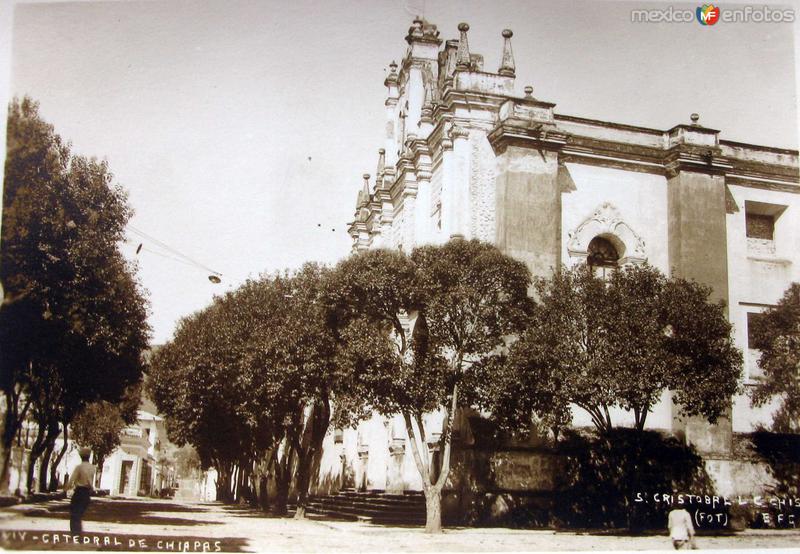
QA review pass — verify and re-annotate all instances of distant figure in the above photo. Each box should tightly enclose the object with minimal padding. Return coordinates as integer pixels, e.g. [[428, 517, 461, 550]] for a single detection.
[[65, 447, 96, 535], [668, 506, 696, 550]]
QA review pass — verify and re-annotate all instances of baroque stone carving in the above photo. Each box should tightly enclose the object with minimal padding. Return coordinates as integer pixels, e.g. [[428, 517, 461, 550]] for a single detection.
[[567, 202, 646, 264]]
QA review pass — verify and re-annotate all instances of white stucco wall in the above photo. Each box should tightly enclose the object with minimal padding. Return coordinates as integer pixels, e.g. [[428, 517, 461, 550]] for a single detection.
[[726, 183, 799, 432], [558, 162, 672, 431]]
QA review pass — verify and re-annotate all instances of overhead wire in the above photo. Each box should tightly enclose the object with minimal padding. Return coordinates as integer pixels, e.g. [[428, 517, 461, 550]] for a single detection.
[[127, 224, 222, 277]]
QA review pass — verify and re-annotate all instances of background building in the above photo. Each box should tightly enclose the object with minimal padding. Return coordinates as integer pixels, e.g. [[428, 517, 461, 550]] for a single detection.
[[97, 403, 169, 497]]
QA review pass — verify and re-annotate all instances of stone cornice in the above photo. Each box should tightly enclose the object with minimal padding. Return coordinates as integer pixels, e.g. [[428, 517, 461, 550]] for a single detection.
[[725, 172, 800, 193], [490, 116, 799, 189], [554, 114, 664, 136], [438, 88, 509, 115], [720, 139, 798, 157], [487, 123, 568, 155], [551, 112, 798, 187], [663, 144, 732, 178]]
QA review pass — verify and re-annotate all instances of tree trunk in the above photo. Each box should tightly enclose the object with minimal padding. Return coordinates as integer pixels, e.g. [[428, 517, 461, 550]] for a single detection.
[[273, 474, 290, 516], [214, 469, 226, 501], [37, 445, 53, 492], [94, 456, 106, 489], [294, 399, 330, 520], [49, 422, 69, 491], [293, 442, 312, 519], [221, 467, 231, 503], [25, 422, 47, 494], [37, 420, 60, 492], [293, 449, 312, 519], [424, 487, 443, 533], [258, 475, 268, 511], [0, 440, 13, 495], [0, 389, 29, 494]]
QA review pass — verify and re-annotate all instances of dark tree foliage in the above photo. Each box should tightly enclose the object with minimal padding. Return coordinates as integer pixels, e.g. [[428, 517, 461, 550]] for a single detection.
[[148, 264, 365, 511], [553, 429, 715, 531], [147, 294, 254, 502], [174, 444, 202, 479], [71, 386, 140, 488], [1, 97, 150, 493], [329, 240, 532, 533], [750, 283, 800, 433], [484, 264, 742, 436]]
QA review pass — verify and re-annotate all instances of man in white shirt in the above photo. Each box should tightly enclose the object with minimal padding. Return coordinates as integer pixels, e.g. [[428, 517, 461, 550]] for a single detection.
[[668, 506, 696, 550], [65, 447, 96, 535]]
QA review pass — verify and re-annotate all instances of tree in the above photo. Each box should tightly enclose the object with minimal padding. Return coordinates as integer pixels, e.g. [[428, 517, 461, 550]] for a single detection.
[[488, 264, 742, 436], [1, 97, 150, 493], [71, 403, 125, 489], [251, 264, 360, 518], [148, 296, 255, 503], [71, 388, 139, 489], [329, 240, 532, 533], [175, 445, 201, 479], [149, 265, 365, 513], [750, 283, 800, 432]]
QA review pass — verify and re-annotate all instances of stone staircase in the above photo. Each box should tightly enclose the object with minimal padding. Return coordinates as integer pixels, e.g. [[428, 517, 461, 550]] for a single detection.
[[303, 489, 426, 525]]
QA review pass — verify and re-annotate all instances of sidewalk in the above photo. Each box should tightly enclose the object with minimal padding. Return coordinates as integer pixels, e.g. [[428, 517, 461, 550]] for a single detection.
[[1, 496, 799, 552]]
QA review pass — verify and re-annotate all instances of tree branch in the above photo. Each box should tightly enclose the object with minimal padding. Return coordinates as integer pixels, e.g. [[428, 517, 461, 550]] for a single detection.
[[403, 411, 430, 487], [435, 384, 458, 491]]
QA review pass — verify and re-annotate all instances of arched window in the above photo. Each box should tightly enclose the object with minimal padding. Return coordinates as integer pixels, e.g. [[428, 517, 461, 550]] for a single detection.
[[587, 236, 619, 279]]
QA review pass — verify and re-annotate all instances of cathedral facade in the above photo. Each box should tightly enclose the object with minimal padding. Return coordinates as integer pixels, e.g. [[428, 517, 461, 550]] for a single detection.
[[332, 18, 799, 499]]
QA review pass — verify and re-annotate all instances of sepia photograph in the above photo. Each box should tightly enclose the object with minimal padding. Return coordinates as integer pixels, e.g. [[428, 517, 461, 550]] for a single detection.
[[0, 0, 799, 551]]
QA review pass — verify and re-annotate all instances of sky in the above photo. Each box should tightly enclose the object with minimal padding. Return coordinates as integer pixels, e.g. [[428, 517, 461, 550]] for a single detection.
[[1, 0, 799, 344]]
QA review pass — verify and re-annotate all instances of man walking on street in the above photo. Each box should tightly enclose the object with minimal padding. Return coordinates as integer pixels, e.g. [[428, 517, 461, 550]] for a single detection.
[[65, 447, 95, 535], [668, 506, 697, 550]]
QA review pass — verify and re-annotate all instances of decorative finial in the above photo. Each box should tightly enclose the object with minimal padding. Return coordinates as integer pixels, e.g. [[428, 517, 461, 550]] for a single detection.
[[690, 113, 700, 125], [356, 174, 370, 209], [524, 85, 533, 98], [498, 29, 515, 77], [385, 61, 399, 88], [456, 23, 471, 71], [376, 149, 385, 177]]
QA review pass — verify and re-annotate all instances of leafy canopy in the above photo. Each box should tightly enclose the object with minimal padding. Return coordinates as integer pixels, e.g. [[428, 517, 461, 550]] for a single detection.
[[485, 264, 742, 434], [750, 283, 800, 432]]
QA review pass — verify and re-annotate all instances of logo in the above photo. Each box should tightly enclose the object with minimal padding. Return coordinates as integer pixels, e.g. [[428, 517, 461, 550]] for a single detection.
[[696, 4, 721, 25]]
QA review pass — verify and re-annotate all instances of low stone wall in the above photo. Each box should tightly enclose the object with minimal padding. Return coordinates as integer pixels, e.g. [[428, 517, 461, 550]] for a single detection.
[[444, 446, 559, 526], [440, 431, 800, 529]]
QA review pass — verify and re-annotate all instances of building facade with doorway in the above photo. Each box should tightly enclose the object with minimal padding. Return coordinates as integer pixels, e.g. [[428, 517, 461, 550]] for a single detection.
[[98, 408, 169, 497], [328, 18, 800, 503]]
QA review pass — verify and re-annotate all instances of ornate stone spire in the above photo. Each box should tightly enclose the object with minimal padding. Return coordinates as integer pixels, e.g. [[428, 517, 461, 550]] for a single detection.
[[408, 16, 424, 41], [455, 23, 471, 71], [356, 174, 370, 209], [384, 60, 399, 87], [498, 29, 515, 77], [362, 173, 371, 197], [376, 149, 385, 178], [405, 17, 442, 46]]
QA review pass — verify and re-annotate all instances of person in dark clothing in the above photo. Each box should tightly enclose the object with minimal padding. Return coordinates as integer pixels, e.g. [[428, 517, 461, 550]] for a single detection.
[[65, 447, 96, 535]]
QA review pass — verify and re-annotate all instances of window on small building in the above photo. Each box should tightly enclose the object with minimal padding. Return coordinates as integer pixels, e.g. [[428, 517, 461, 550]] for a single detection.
[[587, 236, 619, 279], [745, 213, 774, 240]]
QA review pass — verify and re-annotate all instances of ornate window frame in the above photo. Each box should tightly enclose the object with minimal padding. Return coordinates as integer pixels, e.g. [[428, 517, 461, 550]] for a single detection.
[[567, 202, 647, 266]]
